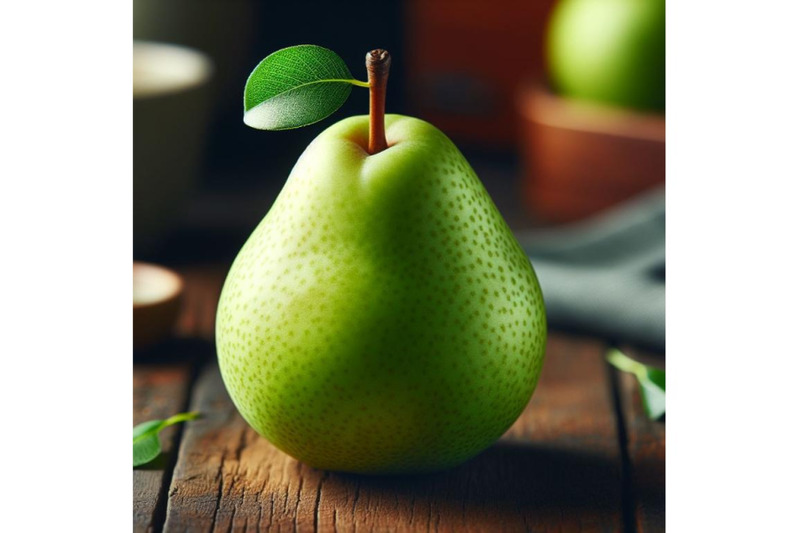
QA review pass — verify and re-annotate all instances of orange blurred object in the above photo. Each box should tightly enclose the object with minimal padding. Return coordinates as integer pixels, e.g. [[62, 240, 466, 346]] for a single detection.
[[517, 83, 665, 223], [406, 0, 557, 147]]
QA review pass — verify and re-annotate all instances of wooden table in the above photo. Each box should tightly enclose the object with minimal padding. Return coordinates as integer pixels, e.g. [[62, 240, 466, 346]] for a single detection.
[[134, 265, 665, 532]]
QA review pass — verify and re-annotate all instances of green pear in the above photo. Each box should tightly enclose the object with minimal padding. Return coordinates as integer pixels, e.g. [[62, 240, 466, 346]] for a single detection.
[[216, 114, 547, 474]]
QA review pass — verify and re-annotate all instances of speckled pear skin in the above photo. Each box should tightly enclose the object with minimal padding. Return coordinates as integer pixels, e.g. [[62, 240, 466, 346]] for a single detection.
[[216, 115, 547, 474]]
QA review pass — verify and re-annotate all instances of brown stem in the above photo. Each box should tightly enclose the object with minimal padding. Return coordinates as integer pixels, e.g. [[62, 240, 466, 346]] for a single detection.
[[366, 49, 391, 155]]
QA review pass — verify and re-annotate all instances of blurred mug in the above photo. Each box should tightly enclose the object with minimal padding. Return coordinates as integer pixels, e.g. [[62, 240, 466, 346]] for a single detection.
[[133, 0, 256, 122], [133, 41, 213, 255]]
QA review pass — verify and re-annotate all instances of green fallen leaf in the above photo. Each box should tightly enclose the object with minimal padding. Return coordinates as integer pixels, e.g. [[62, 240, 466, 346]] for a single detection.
[[607, 349, 665, 420], [133, 412, 199, 467], [244, 44, 369, 131]]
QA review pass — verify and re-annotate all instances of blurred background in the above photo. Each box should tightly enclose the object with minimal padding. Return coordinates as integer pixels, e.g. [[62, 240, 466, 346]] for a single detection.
[[133, 0, 665, 352]]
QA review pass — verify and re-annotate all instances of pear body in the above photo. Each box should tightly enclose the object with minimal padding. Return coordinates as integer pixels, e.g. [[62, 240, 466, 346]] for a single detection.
[[216, 115, 546, 474]]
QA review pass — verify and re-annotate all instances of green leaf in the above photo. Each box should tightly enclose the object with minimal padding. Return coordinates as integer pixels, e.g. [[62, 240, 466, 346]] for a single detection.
[[606, 349, 666, 420], [133, 430, 162, 467], [640, 368, 666, 420], [133, 412, 199, 468], [243, 45, 369, 131], [133, 419, 163, 440]]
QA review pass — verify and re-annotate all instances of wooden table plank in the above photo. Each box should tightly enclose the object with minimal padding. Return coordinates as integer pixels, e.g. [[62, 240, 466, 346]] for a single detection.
[[617, 349, 665, 532], [133, 264, 223, 531], [133, 364, 194, 533], [163, 333, 623, 532]]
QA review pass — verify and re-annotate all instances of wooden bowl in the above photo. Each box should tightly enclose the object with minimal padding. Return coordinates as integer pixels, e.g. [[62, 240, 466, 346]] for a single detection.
[[517, 82, 665, 223], [133, 262, 184, 349]]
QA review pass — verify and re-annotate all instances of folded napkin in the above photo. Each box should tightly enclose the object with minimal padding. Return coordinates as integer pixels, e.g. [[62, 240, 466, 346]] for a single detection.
[[517, 188, 665, 351]]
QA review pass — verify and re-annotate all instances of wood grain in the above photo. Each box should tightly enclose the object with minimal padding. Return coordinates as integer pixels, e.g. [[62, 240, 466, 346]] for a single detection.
[[133, 364, 194, 533], [617, 349, 666, 532], [163, 333, 623, 532]]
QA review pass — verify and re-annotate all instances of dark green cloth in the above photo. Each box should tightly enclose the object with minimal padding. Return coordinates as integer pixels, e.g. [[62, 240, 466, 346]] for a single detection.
[[518, 188, 665, 351]]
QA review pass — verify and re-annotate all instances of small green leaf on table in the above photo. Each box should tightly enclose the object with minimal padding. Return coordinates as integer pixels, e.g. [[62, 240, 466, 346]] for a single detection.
[[607, 349, 665, 420], [133, 412, 199, 467], [244, 44, 369, 131]]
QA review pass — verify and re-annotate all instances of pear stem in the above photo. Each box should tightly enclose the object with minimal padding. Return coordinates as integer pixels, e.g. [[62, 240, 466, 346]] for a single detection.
[[366, 49, 391, 155]]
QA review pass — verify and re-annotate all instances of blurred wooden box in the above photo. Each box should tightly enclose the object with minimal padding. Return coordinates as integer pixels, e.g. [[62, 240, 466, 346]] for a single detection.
[[517, 83, 665, 223], [406, 0, 557, 147]]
